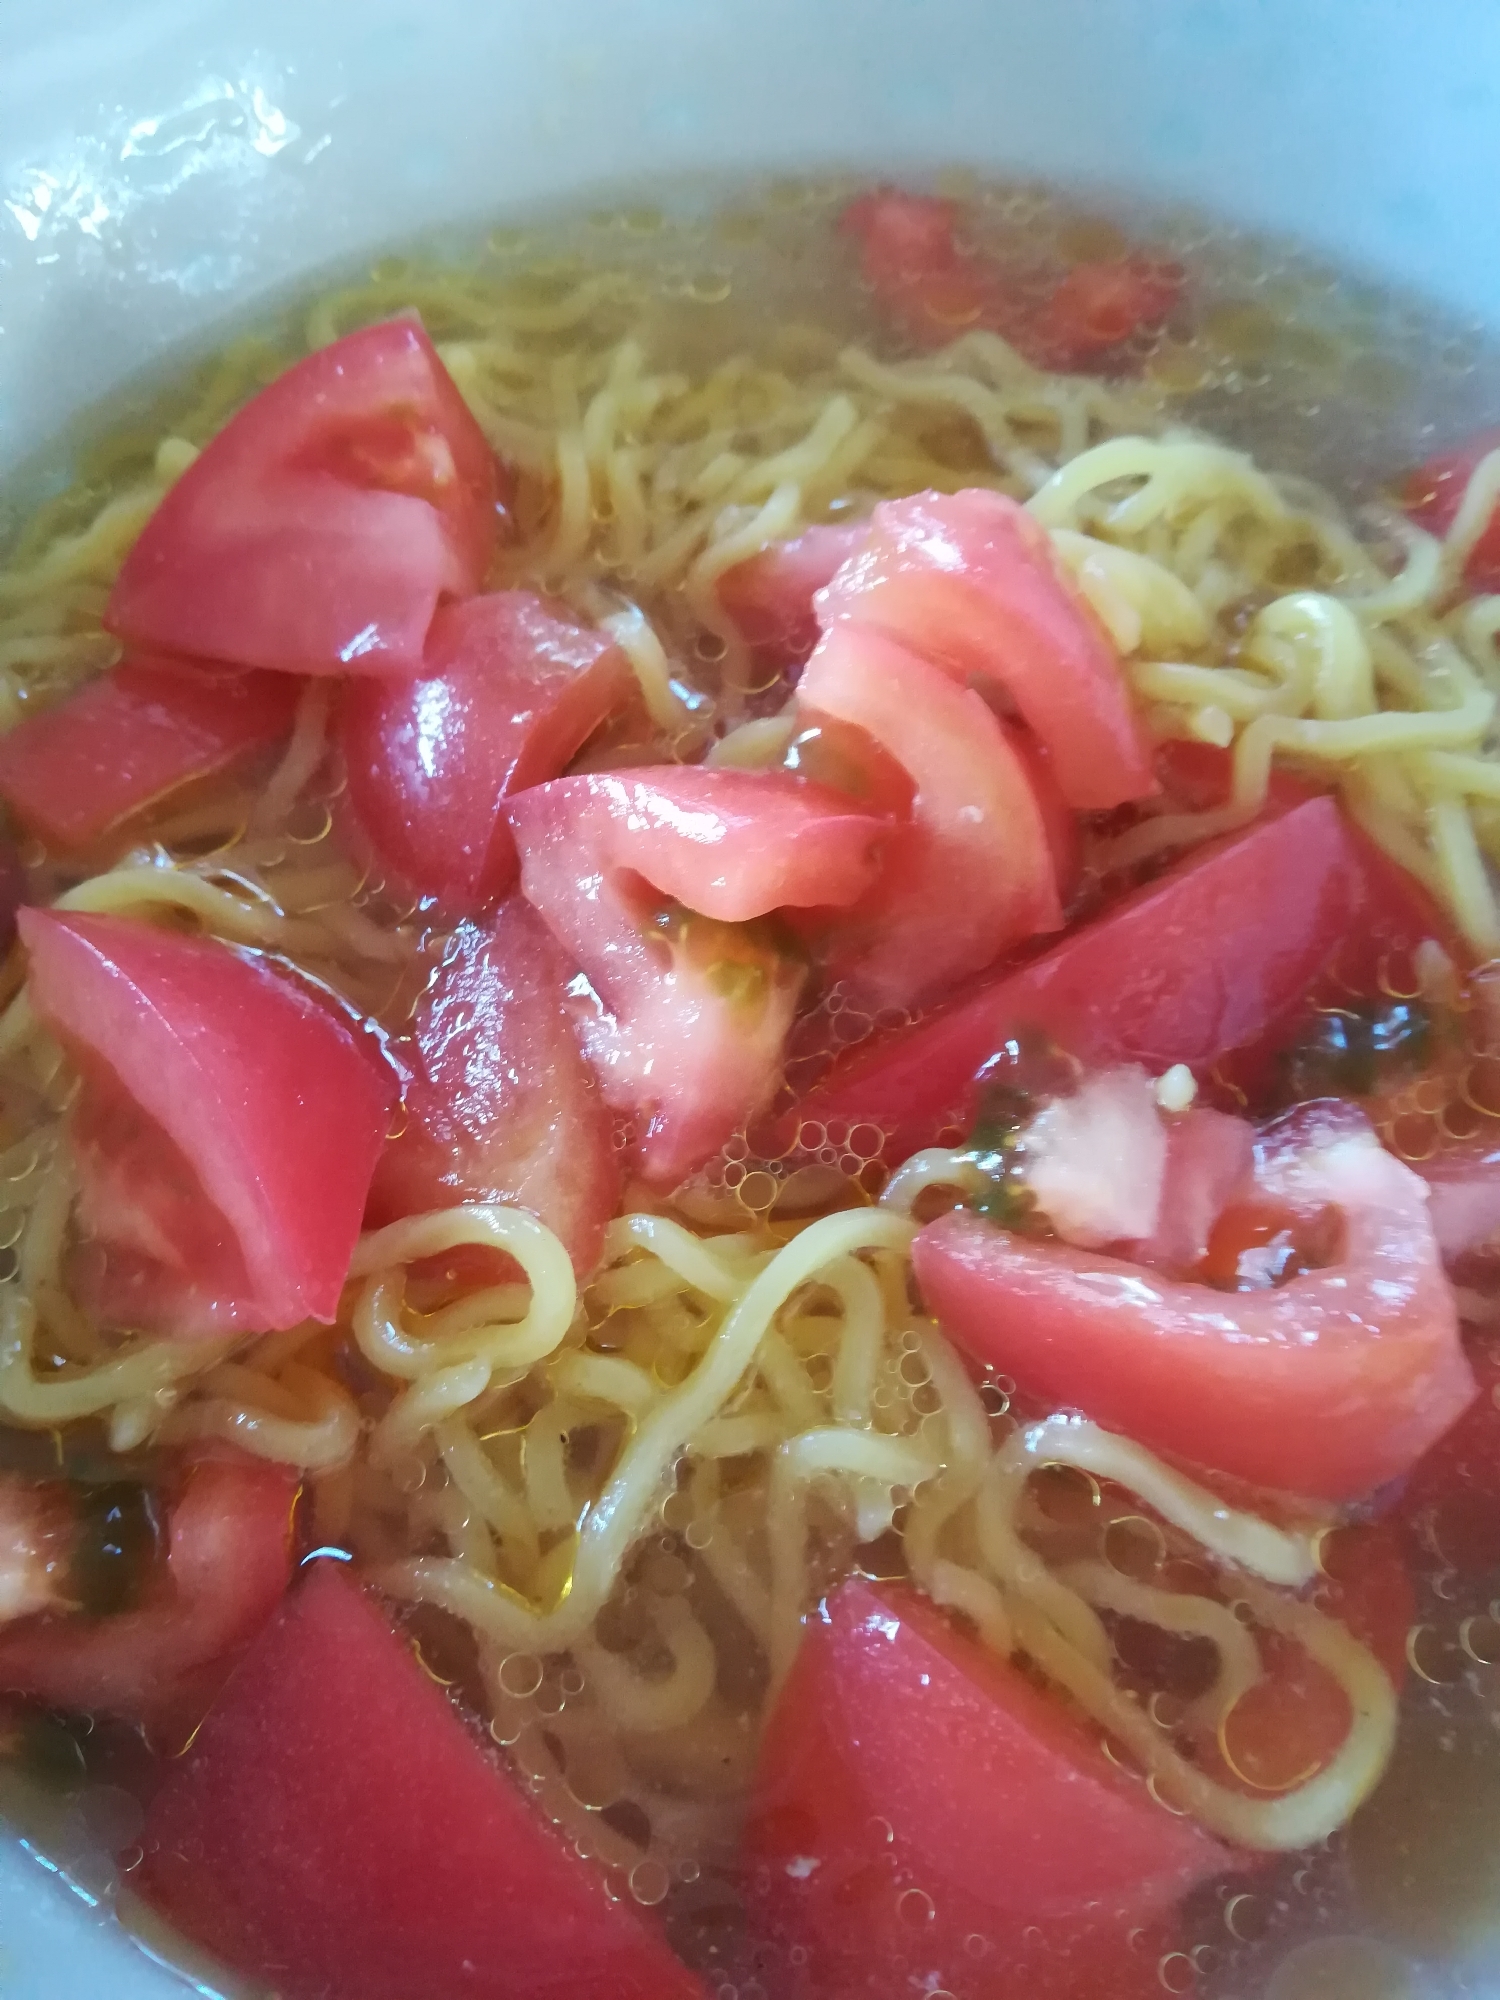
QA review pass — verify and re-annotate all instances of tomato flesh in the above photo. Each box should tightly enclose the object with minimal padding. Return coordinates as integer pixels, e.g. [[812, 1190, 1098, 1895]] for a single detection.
[[1129, 1106, 1257, 1272], [914, 1101, 1475, 1501], [839, 187, 1183, 371], [799, 624, 1063, 1009], [369, 904, 620, 1276], [507, 768, 890, 1185], [340, 591, 631, 911], [137, 1563, 706, 2000], [107, 321, 500, 676], [21, 910, 396, 1336], [0, 660, 301, 850], [1403, 425, 1500, 593], [816, 487, 1154, 809], [716, 521, 868, 668], [779, 795, 1445, 1170], [744, 1577, 1229, 1999], [0, 1454, 295, 1743]]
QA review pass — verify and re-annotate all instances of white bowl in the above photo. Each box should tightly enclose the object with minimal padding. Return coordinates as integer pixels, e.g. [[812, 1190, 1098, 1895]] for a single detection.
[[1, 2, 1498, 1993]]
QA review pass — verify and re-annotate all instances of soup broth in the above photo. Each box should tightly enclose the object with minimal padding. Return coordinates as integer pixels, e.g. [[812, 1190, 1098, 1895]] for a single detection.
[[0, 174, 1498, 2000]]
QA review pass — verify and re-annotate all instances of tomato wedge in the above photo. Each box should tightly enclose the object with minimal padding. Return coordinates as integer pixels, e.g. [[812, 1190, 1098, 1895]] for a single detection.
[[138, 1563, 706, 2000], [914, 1101, 1475, 1501], [340, 591, 632, 911], [0, 1454, 295, 1744], [1206, 1517, 1413, 1798], [107, 321, 500, 676], [369, 905, 620, 1275], [1403, 426, 1500, 593], [0, 659, 301, 851], [21, 910, 396, 1336], [839, 187, 1183, 371], [816, 487, 1154, 808], [777, 794, 1446, 1171], [1397, 1342, 1500, 1577], [799, 624, 1063, 1009], [506, 769, 890, 1186], [745, 1577, 1229, 2000], [716, 521, 867, 669]]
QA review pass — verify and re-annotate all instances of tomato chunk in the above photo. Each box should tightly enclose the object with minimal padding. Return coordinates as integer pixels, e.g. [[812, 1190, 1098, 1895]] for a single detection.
[[21, 910, 396, 1336], [914, 1101, 1475, 1501], [369, 905, 619, 1275], [780, 795, 1443, 1171], [716, 521, 867, 668], [107, 321, 500, 677], [840, 187, 1183, 371], [1398, 1343, 1500, 1576], [1403, 426, 1500, 593], [799, 626, 1062, 1010], [507, 769, 890, 1185], [816, 487, 1154, 808], [340, 591, 632, 911], [0, 660, 302, 851], [744, 1577, 1229, 1999], [0, 1454, 295, 1743], [138, 1563, 705, 2000]]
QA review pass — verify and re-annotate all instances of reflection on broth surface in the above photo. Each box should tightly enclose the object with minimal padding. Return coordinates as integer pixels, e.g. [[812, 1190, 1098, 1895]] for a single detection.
[[0, 174, 1497, 2000]]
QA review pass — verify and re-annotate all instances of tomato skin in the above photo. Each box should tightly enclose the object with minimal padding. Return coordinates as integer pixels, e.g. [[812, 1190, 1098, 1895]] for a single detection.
[[138, 1563, 705, 2000], [716, 521, 868, 667], [0, 1454, 296, 1743], [508, 769, 891, 1184], [744, 1578, 1229, 2000], [340, 591, 632, 912], [914, 1102, 1475, 1502], [799, 625, 1063, 1010], [816, 487, 1154, 809], [107, 321, 500, 677], [0, 660, 301, 850], [1403, 426, 1500, 593], [369, 905, 619, 1276], [839, 187, 1182, 371], [778, 795, 1441, 1171], [20, 909, 397, 1336]]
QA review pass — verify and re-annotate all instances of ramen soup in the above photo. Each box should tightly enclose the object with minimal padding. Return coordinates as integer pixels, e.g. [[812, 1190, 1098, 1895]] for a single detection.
[[3, 176, 1500, 2000]]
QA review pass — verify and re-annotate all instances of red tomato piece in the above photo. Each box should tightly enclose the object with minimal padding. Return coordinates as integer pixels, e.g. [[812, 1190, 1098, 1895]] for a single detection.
[[839, 187, 1182, 371], [0, 1454, 295, 1743], [816, 487, 1155, 808], [1042, 255, 1186, 365], [21, 909, 396, 1336], [1210, 1517, 1413, 1797], [1397, 1342, 1500, 1576], [1403, 426, 1500, 593], [778, 795, 1443, 1171], [107, 321, 500, 677], [744, 1577, 1230, 2000], [1128, 1105, 1257, 1272], [369, 905, 620, 1276], [913, 1101, 1475, 1501], [799, 624, 1063, 1010], [137, 1563, 706, 2000], [716, 521, 868, 667], [506, 769, 891, 1185], [340, 591, 632, 912], [0, 659, 302, 851]]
